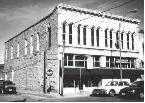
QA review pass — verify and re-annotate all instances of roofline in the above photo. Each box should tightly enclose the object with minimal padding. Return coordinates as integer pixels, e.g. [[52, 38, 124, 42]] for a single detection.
[[58, 3, 140, 24], [5, 6, 58, 43]]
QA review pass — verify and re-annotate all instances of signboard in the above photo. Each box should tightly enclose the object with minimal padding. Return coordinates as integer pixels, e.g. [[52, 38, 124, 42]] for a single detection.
[[116, 59, 128, 63], [46, 69, 53, 76]]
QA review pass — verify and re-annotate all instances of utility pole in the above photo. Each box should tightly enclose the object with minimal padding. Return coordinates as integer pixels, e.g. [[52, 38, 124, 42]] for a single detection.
[[60, 40, 65, 96]]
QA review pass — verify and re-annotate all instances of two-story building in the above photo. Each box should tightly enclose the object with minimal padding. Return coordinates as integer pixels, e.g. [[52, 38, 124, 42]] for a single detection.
[[4, 4, 143, 95]]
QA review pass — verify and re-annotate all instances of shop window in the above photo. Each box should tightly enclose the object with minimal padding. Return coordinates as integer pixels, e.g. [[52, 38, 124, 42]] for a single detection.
[[93, 56, 100, 67], [91, 27, 94, 46], [106, 57, 109, 67], [78, 24, 81, 45], [64, 54, 74, 66], [96, 28, 99, 47], [131, 59, 135, 68]]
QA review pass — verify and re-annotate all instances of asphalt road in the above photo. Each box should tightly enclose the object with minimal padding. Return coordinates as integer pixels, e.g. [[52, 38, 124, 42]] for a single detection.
[[0, 94, 144, 102]]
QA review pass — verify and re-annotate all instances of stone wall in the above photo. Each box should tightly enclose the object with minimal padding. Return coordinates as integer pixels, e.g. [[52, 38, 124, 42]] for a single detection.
[[4, 8, 60, 93]]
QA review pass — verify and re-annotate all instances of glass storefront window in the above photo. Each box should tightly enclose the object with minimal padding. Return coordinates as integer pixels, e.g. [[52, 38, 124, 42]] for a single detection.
[[93, 56, 100, 67]]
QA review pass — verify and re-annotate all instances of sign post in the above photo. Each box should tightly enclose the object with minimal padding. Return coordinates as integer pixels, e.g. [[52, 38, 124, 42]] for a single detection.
[[46, 69, 53, 93]]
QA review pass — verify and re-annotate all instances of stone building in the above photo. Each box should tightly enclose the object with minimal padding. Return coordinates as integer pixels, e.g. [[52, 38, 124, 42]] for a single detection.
[[4, 4, 143, 95]]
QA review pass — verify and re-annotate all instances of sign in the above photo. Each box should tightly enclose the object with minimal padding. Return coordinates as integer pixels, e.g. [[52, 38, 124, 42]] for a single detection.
[[116, 59, 128, 63], [46, 69, 53, 76]]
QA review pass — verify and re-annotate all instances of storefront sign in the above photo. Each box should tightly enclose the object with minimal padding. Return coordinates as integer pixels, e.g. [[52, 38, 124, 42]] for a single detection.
[[116, 59, 128, 63]]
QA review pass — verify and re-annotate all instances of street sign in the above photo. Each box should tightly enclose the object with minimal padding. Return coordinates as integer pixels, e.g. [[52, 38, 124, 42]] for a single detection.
[[46, 69, 53, 76]]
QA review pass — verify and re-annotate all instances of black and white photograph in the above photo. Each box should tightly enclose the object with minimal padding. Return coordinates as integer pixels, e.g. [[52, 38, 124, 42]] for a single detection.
[[0, 0, 144, 102]]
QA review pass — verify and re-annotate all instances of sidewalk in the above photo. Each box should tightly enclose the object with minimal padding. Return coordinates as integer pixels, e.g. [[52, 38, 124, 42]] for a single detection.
[[18, 89, 91, 99]]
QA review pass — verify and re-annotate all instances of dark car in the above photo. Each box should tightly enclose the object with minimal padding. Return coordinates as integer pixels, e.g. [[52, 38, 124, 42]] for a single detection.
[[119, 80, 144, 99], [0, 80, 17, 94]]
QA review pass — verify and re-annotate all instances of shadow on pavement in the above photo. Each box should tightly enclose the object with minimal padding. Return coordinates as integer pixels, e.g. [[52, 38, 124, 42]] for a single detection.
[[10, 98, 27, 102]]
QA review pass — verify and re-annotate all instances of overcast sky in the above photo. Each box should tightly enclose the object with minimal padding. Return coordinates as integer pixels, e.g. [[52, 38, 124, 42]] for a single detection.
[[0, 0, 144, 63]]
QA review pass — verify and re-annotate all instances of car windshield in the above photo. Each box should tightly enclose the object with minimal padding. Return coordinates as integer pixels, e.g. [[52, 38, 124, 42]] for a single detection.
[[130, 81, 144, 87], [105, 81, 118, 86]]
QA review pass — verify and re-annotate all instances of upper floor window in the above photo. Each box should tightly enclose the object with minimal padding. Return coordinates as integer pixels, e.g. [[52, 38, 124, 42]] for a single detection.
[[11, 46, 13, 59], [91, 27, 95, 46], [36, 33, 40, 51], [110, 30, 113, 48], [69, 23, 73, 44], [24, 39, 28, 55], [116, 31, 119, 49], [77, 24, 81, 45], [96, 28, 100, 47], [132, 33, 134, 50], [17, 43, 19, 57], [127, 32, 130, 49], [83, 26, 87, 45], [62, 22, 66, 42], [30, 36, 33, 54], [5, 49, 8, 60], [105, 29, 108, 47], [48, 27, 51, 47], [121, 32, 124, 49]]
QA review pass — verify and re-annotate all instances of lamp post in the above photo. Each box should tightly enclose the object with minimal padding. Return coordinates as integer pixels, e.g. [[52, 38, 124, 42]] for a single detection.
[[118, 9, 137, 81]]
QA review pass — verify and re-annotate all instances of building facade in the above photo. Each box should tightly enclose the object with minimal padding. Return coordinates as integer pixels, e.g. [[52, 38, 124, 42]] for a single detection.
[[4, 4, 143, 94]]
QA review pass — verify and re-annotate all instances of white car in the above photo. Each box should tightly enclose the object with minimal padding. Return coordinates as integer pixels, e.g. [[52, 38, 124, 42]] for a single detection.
[[91, 81, 130, 97]]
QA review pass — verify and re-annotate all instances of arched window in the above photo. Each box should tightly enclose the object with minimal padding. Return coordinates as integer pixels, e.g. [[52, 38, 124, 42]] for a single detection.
[[83, 25, 87, 45], [17, 42, 19, 57], [121, 31, 124, 49], [62, 22, 66, 42], [11, 46, 13, 59], [96, 28, 100, 47], [132, 33, 134, 50], [77, 24, 81, 45], [5, 49, 8, 60], [36, 33, 40, 51], [24, 39, 28, 55], [30, 35, 33, 54], [110, 29, 113, 48], [91, 27, 95, 46], [105, 28, 108, 47], [69, 23, 73, 44], [127, 32, 130, 49]]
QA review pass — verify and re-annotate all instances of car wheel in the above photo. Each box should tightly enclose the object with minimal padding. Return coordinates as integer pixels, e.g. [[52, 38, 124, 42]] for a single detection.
[[139, 92, 144, 99], [109, 90, 115, 97]]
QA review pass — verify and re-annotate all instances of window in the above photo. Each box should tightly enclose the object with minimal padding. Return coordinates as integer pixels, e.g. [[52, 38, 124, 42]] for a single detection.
[[116, 31, 119, 49], [78, 24, 81, 45], [64, 54, 87, 67], [105, 29, 108, 47], [121, 32, 124, 49], [75, 55, 87, 67], [96, 28, 99, 47], [11, 46, 13, 59], [17, 43, 19, 57], [62, 22, 66, 41], [48, 27, 51, 47], [91, 27, 94, 46], [127, 32, 130, 49], [5, 49, 8, 60], [83, 26, 87, 45], [30, 36, 33, 54], [64, 54, 74, 66], [132, 33, 134, 50], [93, 56, 100, 67], [69, 23, 73, 44], [36, 33, 40, 51], [24, 39, 27, 55], [131, 59, 135, 68], [110, 30, 113, 48]]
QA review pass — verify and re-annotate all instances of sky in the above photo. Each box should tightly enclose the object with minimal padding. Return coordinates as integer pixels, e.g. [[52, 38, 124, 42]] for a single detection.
[[0, 0, 144, 63]]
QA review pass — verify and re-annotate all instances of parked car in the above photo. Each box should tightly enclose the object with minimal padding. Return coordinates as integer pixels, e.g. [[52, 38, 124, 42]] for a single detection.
[[0, 80, 17, 94], [119, 80, 144, 99], [90, 81, 130, 97]]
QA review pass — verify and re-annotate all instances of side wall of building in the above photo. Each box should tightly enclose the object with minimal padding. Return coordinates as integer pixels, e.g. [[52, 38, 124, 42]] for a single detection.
[[4, 9, 59, 93]]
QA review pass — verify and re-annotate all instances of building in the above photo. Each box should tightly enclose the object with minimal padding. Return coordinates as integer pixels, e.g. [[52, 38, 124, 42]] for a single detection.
[[4, 4, 144, 95], [0, 64, 5, 80]]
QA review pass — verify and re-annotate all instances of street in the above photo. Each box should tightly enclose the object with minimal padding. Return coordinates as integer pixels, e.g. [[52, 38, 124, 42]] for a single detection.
[[0, 93, 143, 102]]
